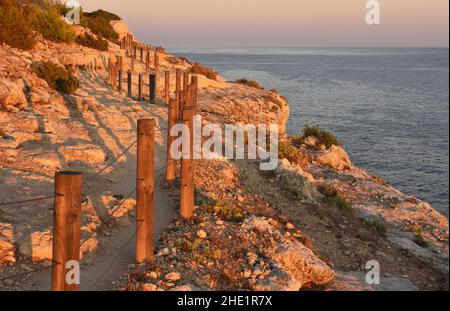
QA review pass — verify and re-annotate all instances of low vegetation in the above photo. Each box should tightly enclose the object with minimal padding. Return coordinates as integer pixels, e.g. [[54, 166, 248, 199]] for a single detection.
[[0, 0, 37, 50], [413, 228, 429, 248], [190, 63, 218, 81], [32, 61, 79, 94], [364, 218, 388, 236], [235, 79, 263, 89], [76, 33, 108, 51], [32, 4, 75, 43], [205, 200, 246, 222], [82, 9, 120, 43], [278, 140, 302, 164], [303, 125, 340, 148], [323, 192, 353, 213]]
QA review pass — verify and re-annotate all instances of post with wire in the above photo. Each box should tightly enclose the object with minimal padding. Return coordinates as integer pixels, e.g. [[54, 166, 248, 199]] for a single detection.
[[180, 104, 195, 219], [51, 171, 83, 291], [136, 119, 155, 263], [166, 99, 179, 181], [149, 73, 156, 104]]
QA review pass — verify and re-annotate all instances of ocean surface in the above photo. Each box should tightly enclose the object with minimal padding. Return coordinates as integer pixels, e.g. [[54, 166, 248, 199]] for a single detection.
[[171, 48, 449, 217]]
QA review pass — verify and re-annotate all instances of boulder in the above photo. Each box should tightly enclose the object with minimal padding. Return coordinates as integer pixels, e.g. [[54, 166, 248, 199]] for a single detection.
[[269, 240, 335, 288], [0, 78, 27, 112], [316, 145, 352, 171]]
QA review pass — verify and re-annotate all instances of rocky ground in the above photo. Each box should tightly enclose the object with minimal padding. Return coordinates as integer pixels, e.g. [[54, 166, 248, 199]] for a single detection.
[[0, 17, 448, 291]]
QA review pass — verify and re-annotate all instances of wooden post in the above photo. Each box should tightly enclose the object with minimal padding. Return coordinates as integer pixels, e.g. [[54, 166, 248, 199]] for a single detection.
[[191, 76, 198, 109], [140, 47, 143, 63], [118, 70, 123, 93], [180, 106, 195, 219], [52, 171, 82, 291], [166, 99, 178, 181], [183, 72, 189, 94], [127, 70, 132, 98], [136, 119, 155, 263], [138, 73, 143, 101], [164, 71, 170, 104], [149, 73, 156, 104], [176, 69, 182, 99], [146, 50, 150, 73], [154, 51, 159, 74]]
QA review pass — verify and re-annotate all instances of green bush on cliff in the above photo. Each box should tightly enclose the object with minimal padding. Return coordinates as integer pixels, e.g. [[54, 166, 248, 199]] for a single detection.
[[0, 0, 37, 50], [323, 192, 353, 213], [32, 5, 75, 43], [235, 79, 263, 89], [32, 61, 79, 94], [76, 33, 108, 51], [279, 140, 302, 164], [190, 63, 218, 81], [82, 9, 120, 43], [303, 125, 340, 148]]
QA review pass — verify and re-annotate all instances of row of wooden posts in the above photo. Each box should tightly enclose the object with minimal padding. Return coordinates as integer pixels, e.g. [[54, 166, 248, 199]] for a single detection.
[[51, 37, 199, 290]]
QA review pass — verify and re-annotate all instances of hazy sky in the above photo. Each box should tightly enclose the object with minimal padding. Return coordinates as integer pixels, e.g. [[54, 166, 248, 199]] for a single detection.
[[79, 0, 449, 48]]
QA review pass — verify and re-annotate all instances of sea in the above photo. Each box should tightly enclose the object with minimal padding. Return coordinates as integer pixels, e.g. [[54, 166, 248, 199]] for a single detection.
[[171, 48, 449, 217]]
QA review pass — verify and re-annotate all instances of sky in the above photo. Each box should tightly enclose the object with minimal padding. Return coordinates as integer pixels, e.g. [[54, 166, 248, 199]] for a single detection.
[[78, 0, 449, 48]]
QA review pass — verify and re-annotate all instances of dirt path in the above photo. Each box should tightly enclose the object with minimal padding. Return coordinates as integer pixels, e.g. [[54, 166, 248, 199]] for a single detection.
[[1, 66, 178, 291]]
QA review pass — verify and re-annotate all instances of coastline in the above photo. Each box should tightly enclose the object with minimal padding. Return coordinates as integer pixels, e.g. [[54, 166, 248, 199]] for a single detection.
[[0, 17, 448, 291]]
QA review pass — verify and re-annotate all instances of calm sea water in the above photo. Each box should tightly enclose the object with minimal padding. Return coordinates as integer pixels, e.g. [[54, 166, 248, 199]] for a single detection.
[[172, 48, 449, 217]]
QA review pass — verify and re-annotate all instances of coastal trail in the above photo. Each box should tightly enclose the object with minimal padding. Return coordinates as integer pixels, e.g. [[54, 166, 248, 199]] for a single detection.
[[0, 63, 178, 290]]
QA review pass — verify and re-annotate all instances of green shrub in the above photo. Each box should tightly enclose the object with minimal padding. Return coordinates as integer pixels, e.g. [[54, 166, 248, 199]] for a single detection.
[[206, 200, 246, 222], [278, 140, 301, 163], [76, 33, 108, 51], [324, 192, 353, 213], [190, 63, 218, 81], [303, 125, 340, 148], [32, 61, 79, 94], [82, 9, 120, 43], [235, 79, 263, 89], [364, 218, 388, 236], [32, 5, 75, 43], [0, 0, 37, 50], [413, 228, 429, 248]]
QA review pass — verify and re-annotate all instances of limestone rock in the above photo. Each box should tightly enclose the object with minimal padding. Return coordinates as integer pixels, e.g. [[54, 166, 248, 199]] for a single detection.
[[0, 78, 27, 112], [315, 145, 352, 171], [58, 144, 106, 164], [18, 230, 53, 261], [269, 240, 335, 288]]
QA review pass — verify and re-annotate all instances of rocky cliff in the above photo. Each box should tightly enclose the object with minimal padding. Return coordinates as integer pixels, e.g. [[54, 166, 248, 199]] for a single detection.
[[0, 14, 448, 291]]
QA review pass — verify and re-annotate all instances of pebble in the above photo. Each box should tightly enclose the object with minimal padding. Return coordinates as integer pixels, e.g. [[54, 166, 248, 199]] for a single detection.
[[216, 220, 224, 226], [146, 271, 158, 279], [286, 223, 295, 230], [165, 272, 181, 282], [243, 270, 252, 278], [196, 230, 207, 239], [142, 283, 158, 291]]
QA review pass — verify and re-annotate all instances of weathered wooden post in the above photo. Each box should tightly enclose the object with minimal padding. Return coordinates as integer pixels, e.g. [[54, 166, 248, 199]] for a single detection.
[[154, 51, 159, 74], [176, 69, 182, 99], [127, 70, 132, 98], [183, 71, 189, 94], [180, 106, 195, 219], [149, 73, 156, 104], [146, 50, 150, 73], [166, 99, 178, 181], [164, 71, 170, 104], [118, 69, 123, 93], [52, 171, 82, 291], [136, 119, 155, 263], [191, 76, 198, 109], [138, 73, 143, 101]]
